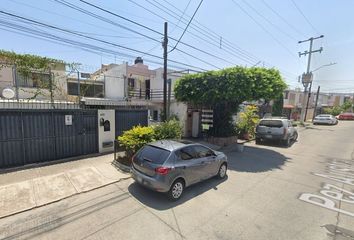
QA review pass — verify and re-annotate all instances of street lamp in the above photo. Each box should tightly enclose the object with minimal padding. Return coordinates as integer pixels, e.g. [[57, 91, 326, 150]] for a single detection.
[[305, 62, 337, 120], [311, 62, 337, 73]]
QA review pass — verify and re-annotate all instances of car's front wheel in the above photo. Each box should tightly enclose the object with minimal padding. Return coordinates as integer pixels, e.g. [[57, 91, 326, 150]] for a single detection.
[[217, 163, 227, 179], [282, 137, 291, 147], [168, 179, 184, 201]]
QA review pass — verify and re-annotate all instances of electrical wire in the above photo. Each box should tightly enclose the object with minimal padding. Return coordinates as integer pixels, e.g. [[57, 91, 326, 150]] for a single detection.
[[0, 11, 209, 71], [54, 0, 240, 66], [168, 0, 204, 53], [169, 0, 192, 33], [290, 0, 321, 35], [261, 0, 305, 38], [230, 0, 298, 59], [129, 0, 258, 64], [157, 0, 298, 76], [240, 0, 297, 41]]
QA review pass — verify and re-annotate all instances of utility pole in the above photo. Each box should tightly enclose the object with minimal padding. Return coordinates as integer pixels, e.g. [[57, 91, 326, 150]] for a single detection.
[[167, 78, 171, 119], [312, 86, 321, 121], [77, 71, 81, 103], [298, 35, 324, 123], [163, 22, 168, 122]]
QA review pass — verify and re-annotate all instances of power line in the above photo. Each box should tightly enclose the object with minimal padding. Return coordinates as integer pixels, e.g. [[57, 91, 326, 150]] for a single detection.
[[159, 0, 260, 61], [170, 0, 192, 33], [261, 0, 305, 38], [8, 0, 155, 38], [230, 0, 297, 59], [53, 0, 237, 67], [240, 0, 297, 41], [0, 11, 209, 71], [146, 0, 258, 64], [154, 0, 298, 77], [169, 0, 204, 53], [290, 0, 321, 35]]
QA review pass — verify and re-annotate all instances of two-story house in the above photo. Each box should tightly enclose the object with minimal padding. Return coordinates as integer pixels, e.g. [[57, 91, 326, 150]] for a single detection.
[[0, 62, 68, 101]]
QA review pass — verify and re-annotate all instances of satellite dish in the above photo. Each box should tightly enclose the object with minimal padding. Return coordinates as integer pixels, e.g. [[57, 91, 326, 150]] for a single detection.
[[2, 88, 15, 99]]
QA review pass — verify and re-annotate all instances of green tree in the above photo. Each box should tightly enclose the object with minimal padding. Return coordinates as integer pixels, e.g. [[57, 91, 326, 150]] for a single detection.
[[174, 66, 287, 137], [342, 100, 353, 112]]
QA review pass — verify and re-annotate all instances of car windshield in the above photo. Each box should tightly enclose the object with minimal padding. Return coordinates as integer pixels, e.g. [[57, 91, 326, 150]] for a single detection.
[[138, 145, 171, 165], [259, 120, 283, 127]]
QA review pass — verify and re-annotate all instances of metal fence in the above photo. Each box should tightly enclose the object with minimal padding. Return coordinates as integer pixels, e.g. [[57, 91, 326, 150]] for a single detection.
[[0, 109, 98, 168], [115, 109, 148, 137]]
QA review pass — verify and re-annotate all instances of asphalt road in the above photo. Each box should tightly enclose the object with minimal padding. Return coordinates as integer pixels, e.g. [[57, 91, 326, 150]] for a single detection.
[[0, 121, 353, 240]]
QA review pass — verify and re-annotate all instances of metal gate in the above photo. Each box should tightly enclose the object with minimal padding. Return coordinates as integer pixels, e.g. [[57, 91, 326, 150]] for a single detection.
[[0, 109, 98, 168], [115, 109, 148, 137]]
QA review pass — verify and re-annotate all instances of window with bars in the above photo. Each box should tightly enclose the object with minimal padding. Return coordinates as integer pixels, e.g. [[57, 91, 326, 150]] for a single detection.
[[17, 72, 51, 88]]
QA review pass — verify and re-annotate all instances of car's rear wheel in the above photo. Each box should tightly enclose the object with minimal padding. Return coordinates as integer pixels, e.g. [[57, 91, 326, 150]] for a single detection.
[[217, 163, 227, 179], [255, 137, 261, 145], [168, 179, 184, 201]]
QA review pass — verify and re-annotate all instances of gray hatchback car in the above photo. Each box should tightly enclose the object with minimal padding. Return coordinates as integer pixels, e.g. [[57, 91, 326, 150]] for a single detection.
[[131, 140, 228, 200]]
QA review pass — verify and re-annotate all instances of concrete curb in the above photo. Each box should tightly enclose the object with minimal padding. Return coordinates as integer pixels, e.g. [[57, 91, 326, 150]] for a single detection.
[[112, 160, 131, 173], [0, 176, 131, 220]]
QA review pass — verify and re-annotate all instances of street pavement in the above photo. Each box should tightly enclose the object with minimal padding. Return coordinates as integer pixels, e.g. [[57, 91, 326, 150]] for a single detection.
[[0, 121, 353, 240]]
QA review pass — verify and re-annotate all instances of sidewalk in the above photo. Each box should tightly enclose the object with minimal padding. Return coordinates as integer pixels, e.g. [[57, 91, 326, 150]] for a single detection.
[[0, 153, 130, 219]]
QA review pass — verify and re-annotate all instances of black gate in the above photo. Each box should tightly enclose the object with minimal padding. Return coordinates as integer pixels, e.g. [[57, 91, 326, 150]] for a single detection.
[[0, 109, 98, 168], [115, 109, 148, 137]]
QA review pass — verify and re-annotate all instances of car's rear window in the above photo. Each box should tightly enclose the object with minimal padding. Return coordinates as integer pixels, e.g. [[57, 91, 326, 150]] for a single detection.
[[259, 120, 283, 127], [138, 145, 171, 164]]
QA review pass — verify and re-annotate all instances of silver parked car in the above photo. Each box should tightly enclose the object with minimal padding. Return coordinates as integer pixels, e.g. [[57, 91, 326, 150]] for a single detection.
[[255, 118, 298, 147], [131, 140, 228, 200], [313, 114, 338, 125]]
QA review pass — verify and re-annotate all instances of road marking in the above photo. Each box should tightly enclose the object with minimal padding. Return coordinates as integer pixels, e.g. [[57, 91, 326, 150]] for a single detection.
[[298, 157, 354, 217]]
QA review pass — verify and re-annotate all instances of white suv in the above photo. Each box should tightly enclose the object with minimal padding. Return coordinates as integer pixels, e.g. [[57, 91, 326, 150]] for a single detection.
[[255, 118, 298, 147]]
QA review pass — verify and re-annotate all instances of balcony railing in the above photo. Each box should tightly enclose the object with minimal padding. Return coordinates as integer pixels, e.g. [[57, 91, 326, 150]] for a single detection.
[[128, 88, 175, 101]]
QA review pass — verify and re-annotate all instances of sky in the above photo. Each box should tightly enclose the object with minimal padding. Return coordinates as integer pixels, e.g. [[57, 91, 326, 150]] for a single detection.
[[1, 0, 354, 93]]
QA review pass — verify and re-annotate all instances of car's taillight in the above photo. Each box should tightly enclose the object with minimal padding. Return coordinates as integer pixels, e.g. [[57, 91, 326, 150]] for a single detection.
[[155, 167, 171, 175], [283, 128, 288, 135]]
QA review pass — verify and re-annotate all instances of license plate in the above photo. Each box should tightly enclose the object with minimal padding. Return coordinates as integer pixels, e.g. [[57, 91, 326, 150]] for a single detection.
[[265, 135, 272, 138]]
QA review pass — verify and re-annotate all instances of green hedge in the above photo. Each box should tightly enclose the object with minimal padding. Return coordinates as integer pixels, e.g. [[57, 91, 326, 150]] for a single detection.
[[117, 120, 182, 158]]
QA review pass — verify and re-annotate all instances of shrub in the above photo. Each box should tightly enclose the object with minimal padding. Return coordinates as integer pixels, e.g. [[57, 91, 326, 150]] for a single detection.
[[154, 119, 182, 140], [236, 105, 260, 139], [117, 120, 183, 162], [118, 125, 155, 158]]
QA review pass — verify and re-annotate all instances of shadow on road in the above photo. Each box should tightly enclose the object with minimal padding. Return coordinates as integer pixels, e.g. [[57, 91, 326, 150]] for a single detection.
[[305, 125, 335, 131], [128, 176, 227, 210], [227, 145, 291, 173], [255, 139, 297, 148]]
